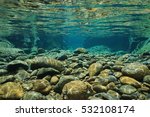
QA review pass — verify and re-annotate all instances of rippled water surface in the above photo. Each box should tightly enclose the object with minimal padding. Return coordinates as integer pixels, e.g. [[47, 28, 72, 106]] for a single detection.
[[0, 0, 150, 51]]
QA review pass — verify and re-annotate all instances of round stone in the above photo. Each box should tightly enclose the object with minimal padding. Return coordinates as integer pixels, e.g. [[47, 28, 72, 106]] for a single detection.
[[119, 85, 137, 94], [121, 62, 149, 81], [88, 63, 103, 77], [50, 76, 59, 85], [62, 80, 94, 100], [143, 75, 150, 84], [31, 79, 52, 95]]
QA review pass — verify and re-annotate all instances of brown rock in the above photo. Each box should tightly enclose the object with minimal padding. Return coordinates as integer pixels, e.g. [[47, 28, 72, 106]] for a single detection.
[[114, 72, 122, 78], [26, 57, 64, 71], [62, 80, 95, 100], [107, 82, 116, 90], [0, 82, 24, 99], [50, 76, 59, 85], [100, 69, 112, 77], [93, 84, 107, 93], [88, 63, 103, 77], [120, 76, 141, 88], [31, 79, 52, 95]]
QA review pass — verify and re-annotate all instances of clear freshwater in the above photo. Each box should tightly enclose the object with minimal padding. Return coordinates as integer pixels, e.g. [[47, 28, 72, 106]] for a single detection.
[[0, 0, 150, 53]]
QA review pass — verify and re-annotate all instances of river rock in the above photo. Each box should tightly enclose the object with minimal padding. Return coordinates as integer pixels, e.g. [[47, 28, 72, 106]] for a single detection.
[[119, 85, 137, 94], [23, 91, 46, 100], [121, 62, 149, 81], [26, 57, 64, 71], [143, 75, 150, 84], [7, 60, 29, 71], [74, 48, 88, 54], [88, 63, 103, 77], [107, 90, 121, 100], [93, 84, 107, 93], [14, 69, 30, 81], [120, 76, 141, 88], [50, 76, 59, 85], [0, 75, 15, 84], [62, 80, 94, 100], [0, 82, 24, 99], [36, 68, 60, 79], [54, 75, 77, 93], [31, 79, 52, 95]]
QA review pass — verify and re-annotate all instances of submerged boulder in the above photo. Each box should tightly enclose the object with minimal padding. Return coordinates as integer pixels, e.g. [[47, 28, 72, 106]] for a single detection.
[[26, 57, 65, 71], [121, 62, 149, 81], [0, 82, 24, 99], [62, 80, 95, 100]]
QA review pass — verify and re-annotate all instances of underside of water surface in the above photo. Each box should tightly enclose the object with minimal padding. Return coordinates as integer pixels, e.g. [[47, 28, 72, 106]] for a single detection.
[[0, 0, 150, 54]]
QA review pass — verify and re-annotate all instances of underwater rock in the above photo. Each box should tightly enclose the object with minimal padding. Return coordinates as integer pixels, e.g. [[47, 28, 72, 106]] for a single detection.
[[31, 79, 52, 95], [107, 90, 121, 100], [62, 80, 94, 100], [88, 63, 103, 77], [26, 57, 64, 71], [57, 54, 68, 61], [0, 82, 24, 99], [7, 60, 29, 71], [14, 69, 30, 81], [54, 75, 78, 93], [120, 76, 141, 88], [92, 92, 117, 100], [22, 81, 33, 91], [0, 75, 15, 84], [119, 85, 137, 95], [93, 84, 107, 93], [121, 62, 149, 81], [143, 75, 150, 84], [113, 72, 122, 78], [100, 69, 113, 77], [74, 48, 88, 54], [138, 85, 150, 92], [50, 76, 59, 85], [37, 48, 45, 54], [36, 68, 60, 79], [23, 91, 47, 100], [106, 82, 116, 90]]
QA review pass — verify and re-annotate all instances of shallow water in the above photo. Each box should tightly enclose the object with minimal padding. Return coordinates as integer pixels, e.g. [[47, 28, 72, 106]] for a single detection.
[[0, 0, 150, 52]]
